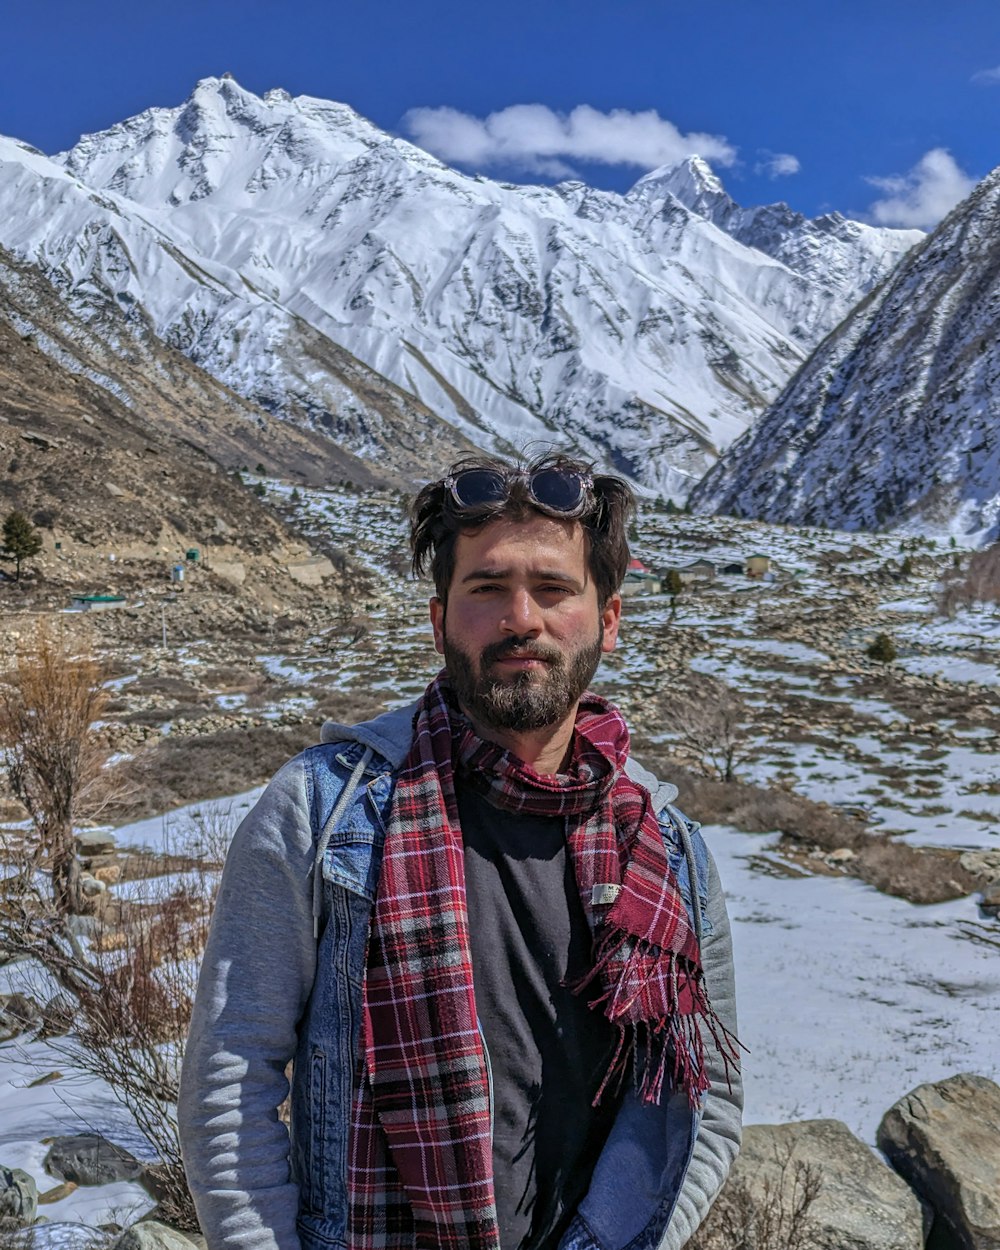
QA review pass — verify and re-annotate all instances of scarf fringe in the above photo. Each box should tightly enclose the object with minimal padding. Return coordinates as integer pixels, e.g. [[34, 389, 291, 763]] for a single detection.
[[576, 923, 740, 1109]]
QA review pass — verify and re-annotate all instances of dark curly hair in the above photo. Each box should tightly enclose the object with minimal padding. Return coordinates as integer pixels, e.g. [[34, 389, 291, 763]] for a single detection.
[[410, 450, 636, 606]]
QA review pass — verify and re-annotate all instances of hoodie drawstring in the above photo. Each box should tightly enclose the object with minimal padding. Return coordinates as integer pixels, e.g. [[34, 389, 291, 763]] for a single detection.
[[313, 746, 374, 937]]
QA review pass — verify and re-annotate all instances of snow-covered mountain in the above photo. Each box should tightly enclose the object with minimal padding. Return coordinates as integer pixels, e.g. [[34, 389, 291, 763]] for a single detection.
[[2, 77, 919, 494], [0, 133, 474, 486], [689, 166, 1000, 543], [647, 156, 923, 326]]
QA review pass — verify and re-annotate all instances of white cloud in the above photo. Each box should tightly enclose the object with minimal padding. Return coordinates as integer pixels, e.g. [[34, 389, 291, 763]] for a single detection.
[[402, 103, 737, 175], [971, 65, 1000, 84], [755, 151, 801, 178], [866, 148, 975, 229]]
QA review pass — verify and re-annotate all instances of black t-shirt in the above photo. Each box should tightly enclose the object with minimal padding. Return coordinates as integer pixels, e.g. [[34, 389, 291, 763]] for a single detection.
[[458, 784, 620, 1250]]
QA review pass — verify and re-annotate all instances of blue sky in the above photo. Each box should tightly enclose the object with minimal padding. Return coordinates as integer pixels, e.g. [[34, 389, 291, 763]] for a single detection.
[[3, 0, 999, 227]]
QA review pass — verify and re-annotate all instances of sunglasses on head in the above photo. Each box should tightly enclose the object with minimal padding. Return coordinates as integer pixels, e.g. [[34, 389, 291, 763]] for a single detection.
[[444, 466, 594, 518]]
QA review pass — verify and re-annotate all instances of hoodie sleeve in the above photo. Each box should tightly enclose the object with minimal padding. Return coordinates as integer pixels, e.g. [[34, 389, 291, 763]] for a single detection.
[[178, 753, 317, 1250], [661, 846, 743, 1250]]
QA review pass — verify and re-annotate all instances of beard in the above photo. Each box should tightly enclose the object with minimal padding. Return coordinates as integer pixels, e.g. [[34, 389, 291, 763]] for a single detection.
[[442, 627, 605, 733]]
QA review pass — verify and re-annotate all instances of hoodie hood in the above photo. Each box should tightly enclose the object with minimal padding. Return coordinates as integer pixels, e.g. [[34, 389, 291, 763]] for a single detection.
[[320, 699, 680, 810]]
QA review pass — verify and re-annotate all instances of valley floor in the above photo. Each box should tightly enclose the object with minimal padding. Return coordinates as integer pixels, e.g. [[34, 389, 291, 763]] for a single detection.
[[1, 491, 998, 1240]]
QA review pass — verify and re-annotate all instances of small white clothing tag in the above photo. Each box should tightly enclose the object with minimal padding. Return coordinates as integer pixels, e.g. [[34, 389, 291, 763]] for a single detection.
[[591, 883, 621, 905]]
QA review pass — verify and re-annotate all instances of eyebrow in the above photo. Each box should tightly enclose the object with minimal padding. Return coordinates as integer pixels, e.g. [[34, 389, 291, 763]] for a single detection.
[[461, 567, 585, 591]]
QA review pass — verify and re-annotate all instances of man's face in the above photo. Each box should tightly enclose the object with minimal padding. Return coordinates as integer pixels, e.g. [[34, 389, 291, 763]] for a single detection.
[[429, 514, 621, 733]]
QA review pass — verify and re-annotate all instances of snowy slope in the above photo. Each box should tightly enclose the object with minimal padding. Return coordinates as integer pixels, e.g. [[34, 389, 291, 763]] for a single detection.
[[690, 165, 1000, 542], [0, 134, 473, 484], [651, 156, 923, 317], [39, 77, 918, 495]]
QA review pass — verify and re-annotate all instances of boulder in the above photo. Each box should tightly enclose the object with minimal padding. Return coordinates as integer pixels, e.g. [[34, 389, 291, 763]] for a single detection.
[[694, 1120, 923, 1250], [959, 851, 1000, 884], [39, 992, 77, 1038], [877, 1073, 1000, 1250], [0, 1166, 38, 1226], [74, 830, 117, 857], [113, 1221, 202, 1250], [43, 1134, 144, 1186], [0, 993, 42, 1041], [979, 882, 1000, 920]]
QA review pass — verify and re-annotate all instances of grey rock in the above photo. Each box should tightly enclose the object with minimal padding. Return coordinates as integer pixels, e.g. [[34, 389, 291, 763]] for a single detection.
[[0, 993, 42, 1041], [74, 830, 117, 857], [0, 1166, 38, 1227], [43, 1134, 144, 1186], [696, 1119, 923, 1250], [878, 1073, 1000, 1250], [39, 992, 77, 1038], [959, 851, 1000, 884], [979, 882, 1000, 920], [113, 1221, 201, 1250]]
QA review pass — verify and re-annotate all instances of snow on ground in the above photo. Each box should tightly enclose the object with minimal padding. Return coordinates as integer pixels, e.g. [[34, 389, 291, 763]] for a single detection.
[[713, 825, 1000, 1140]]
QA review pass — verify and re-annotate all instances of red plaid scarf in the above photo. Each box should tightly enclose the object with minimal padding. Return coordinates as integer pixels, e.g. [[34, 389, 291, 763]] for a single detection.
[[347, 674, 730, 1250]]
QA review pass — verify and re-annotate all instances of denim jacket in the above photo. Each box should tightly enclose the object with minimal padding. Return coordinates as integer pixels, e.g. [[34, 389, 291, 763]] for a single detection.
[[179, 704, 742, 1250]]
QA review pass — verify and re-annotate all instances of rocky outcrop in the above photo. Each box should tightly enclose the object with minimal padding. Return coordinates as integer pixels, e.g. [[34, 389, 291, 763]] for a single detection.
[[0, 993, 42, 1041], [0, 1166, 38, 1227], [113, 1220, 203, 1250], [43, 1134, 144, 1186], [693, 1119, 923, 1250], [877, 1074, 1000, 1250]]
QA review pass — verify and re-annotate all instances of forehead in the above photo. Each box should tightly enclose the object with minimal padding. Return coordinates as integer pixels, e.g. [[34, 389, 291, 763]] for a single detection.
[[451, 514, 589, 578]]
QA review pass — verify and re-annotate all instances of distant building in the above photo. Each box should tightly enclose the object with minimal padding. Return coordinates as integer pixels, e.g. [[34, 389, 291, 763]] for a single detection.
[[720, 560, 746, 576], [745, 554, 772, 579], [685, 558, 717, 580], [621, 557, 662, 596], [71, 594, 126, 612]]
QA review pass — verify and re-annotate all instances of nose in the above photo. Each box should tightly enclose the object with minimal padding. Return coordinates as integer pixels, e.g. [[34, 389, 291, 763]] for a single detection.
[[502, 588, 542, 637]]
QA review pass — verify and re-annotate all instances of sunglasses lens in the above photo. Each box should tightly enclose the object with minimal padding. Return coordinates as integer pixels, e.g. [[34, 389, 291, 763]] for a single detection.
[[451, 469, 508, 509], [530, 468, 585, 513]]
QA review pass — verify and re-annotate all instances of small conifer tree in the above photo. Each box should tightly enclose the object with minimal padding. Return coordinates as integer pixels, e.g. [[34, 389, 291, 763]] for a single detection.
[[2, 510, 43, 581], [867, 632, 897, 663]]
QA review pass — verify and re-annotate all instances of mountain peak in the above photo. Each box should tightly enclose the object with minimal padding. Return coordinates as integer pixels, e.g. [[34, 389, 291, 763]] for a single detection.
[[628, 155, 734, 220]]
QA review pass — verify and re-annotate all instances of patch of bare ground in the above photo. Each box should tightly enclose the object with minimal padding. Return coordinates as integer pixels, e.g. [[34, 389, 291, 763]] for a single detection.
[[636, 747, 984, 905], [109, 690, 388, 821]]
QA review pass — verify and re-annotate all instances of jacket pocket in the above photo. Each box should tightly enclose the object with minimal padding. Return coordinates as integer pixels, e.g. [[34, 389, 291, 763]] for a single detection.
[[322, 838, 376, 902]]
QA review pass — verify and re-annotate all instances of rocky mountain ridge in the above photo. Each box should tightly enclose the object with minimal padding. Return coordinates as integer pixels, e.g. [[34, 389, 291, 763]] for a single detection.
[[690, 163, 1000, 542], [3, 76, 919, 496]]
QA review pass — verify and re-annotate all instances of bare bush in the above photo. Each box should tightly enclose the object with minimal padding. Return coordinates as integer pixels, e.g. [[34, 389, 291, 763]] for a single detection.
[[0, 806, 235, 1232], [660, 676, 753, 783], [690, 1142, 822, 1250], [0, 625, 114, 912]]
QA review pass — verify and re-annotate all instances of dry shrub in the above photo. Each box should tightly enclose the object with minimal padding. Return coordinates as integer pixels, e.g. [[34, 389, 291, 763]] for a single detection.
[[655, 676, 753, 783], [0, 623, 116, 911], [690, 1143, 822, 1250], [110, 690, 387, 820], [939, 541, 1000, 614], [645, 758, 868, 849], [853, 841, 980, 904], [0, 809, 233, 1233]]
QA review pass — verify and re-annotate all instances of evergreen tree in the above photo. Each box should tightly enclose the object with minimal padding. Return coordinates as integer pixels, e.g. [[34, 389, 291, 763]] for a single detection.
[[867, 632, 897, 663], [665, 569, 684, 620], [2, 510, 43, 581]]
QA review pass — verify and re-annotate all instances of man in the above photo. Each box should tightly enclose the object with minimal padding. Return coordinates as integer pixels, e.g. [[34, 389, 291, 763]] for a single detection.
[[179, 452, 742, 1250]]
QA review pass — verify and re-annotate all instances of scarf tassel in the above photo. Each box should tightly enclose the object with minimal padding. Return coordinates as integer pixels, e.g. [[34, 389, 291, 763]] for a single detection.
[[575, 923, 739, 1109]]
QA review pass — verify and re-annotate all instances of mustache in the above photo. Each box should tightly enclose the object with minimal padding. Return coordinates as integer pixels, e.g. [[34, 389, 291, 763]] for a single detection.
[[480, 638, 563, 666]]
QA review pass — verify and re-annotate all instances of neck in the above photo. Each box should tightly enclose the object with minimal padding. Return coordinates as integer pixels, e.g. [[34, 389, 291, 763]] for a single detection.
[[463, 707, 578, 776]]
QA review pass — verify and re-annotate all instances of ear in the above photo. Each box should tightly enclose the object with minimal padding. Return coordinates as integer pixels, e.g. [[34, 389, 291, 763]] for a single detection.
[[429, 596, 446, 655], [601, 593, 622, 653]]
